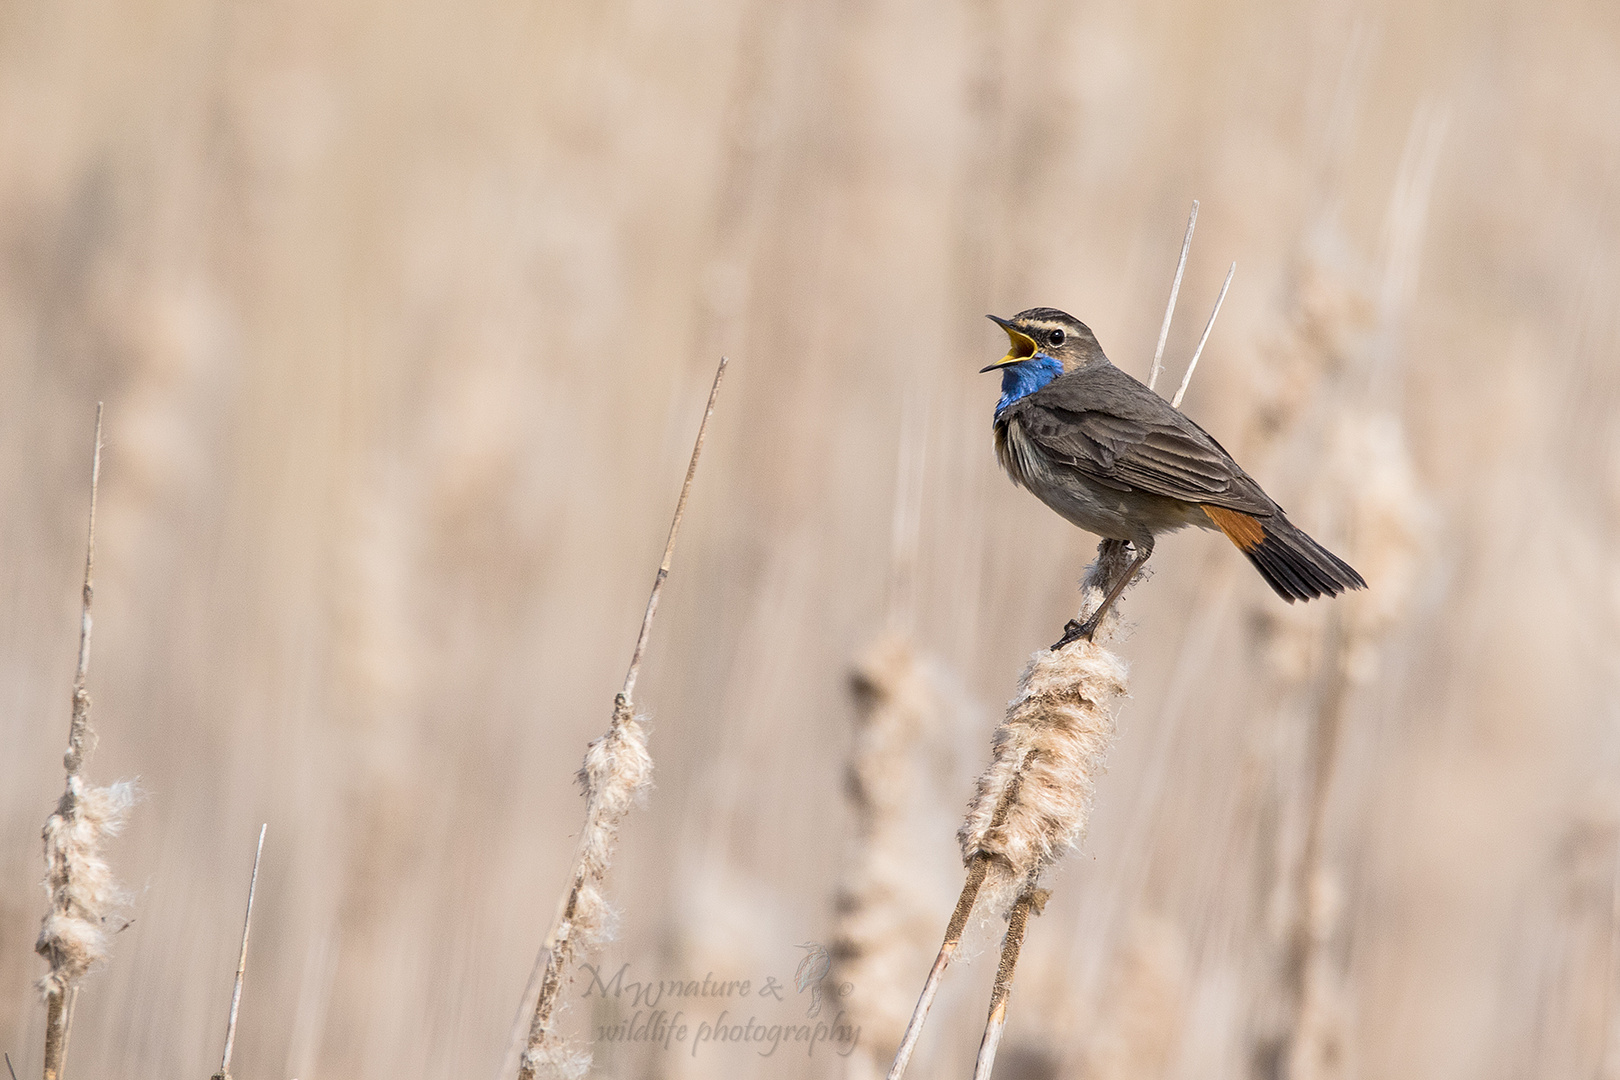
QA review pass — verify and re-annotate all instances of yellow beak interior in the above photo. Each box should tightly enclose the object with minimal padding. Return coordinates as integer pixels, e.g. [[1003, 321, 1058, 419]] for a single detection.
[[995, 326, 1038, 367]]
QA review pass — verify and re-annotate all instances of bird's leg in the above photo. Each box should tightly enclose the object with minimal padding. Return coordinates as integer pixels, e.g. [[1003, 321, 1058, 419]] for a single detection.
[[1052, 538, 1153, 649], [1056, 539, 1127, 644]]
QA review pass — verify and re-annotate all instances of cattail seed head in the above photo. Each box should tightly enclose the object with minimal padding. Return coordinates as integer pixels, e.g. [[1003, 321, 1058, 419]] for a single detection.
[[521, 1040, 593, 1080], [570, 700, 652, 948], [958, 640, 1126, 889], [959, 548, 1132, 902], [36, 778, 134, 996]]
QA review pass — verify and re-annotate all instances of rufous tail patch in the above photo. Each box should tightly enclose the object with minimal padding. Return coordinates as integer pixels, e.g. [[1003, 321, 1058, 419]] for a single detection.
[[1203, 505, 1266, 551]]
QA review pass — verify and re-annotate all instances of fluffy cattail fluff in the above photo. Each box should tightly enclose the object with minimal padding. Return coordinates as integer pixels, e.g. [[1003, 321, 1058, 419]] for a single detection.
[[521, 1042, 593, 1080], [571, 703, 653, 947], [959, 546, 1131, 905], [36, 777, 134, 995], [833, 633, 959, 1069], [519, 699, 652, 1079]]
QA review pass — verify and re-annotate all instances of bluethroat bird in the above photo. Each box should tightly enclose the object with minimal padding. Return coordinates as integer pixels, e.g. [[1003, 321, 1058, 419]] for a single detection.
[[983, 308, 1366, 646]]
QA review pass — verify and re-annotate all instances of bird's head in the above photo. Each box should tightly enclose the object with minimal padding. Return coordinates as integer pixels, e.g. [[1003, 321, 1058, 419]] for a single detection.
[[982, 308, 1105, 414]]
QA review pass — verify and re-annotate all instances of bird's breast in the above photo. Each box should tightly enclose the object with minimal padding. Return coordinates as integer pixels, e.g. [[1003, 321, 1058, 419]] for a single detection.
[[993, 417, 1035, 491]]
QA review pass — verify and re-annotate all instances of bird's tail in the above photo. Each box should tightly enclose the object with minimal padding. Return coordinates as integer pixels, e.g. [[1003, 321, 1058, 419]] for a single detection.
[[1203, 506, 1366, 602]]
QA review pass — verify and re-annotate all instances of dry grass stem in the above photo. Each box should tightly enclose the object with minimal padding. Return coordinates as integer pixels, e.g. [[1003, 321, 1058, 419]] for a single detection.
[[211, 824, 267, 1080], [37, 404, 133, 1080], [515, 358, 726, 1080], [884, 808, 1006, 1080], [971, 878, 1044, 1080], [621, 357, 729, 705], [1172, 260, 1236, 409], [1149, 200, 1199, 392]]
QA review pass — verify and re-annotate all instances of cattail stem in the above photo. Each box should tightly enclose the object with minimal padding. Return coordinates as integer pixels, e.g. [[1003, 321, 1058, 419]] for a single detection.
[[212, 825, 267, 1080], [1150, 201, 1198, 392], [971, 880, 1040, 1080], [621, 357, 727, 705], [41, 405, 105, 1080], [886, 754, 1033, 1080], [1172, 260, 1235, 409], [41, 997, 68, 1080], [514, 358, 726, 1080], [65, 404, 102, 776]]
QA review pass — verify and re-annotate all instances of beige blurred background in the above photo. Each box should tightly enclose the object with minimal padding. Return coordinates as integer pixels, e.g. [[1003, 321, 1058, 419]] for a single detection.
[[2, 0, 1618, 1078]]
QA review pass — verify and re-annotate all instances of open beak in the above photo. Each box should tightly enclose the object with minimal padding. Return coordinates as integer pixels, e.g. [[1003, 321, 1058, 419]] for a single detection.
[[981, 315, 1038, 372]]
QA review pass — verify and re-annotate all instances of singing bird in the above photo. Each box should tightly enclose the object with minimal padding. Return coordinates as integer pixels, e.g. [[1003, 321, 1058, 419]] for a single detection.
[[983, 307, 1365, 645]]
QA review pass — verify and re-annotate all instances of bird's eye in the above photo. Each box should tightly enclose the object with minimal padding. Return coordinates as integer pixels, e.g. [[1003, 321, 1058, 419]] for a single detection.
[[1049, 329, 1065, 347]]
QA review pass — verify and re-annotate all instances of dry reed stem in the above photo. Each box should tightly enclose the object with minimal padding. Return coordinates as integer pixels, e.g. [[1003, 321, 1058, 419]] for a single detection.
[[514, 358, 726, 1080], [1149, 201, 1199, 392], [971, 878, 1044, 1080], [1172, 260, 1236, 410], [37, 404, 133, 1080], [211, 824, 267, 1080], [884, 772, 1025, 1080]]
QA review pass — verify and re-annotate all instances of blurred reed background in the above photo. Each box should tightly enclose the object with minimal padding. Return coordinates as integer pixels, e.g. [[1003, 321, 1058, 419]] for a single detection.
[[1, 0, 1618, 1078]]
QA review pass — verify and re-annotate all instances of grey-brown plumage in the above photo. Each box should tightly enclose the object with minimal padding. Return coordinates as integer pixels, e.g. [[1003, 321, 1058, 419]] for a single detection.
[[984, 308, 1364, 637]]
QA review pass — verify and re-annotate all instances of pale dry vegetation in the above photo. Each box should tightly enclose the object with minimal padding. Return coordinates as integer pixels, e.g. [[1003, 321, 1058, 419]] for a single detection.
[[2, 1, 1619, 1079]]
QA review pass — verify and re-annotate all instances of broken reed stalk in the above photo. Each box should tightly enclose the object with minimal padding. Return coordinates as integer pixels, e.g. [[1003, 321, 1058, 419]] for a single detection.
[[1149, 200, 1199, 392], [514, 358, 727, 1080], [37, 404, 133, 1080], [1172, 260, 1235, 409], [211, 824, 267, 1080]]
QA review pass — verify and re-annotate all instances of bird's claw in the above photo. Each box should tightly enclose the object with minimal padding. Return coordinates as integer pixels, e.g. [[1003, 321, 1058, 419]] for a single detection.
[[1051, 617, 1095, 651]]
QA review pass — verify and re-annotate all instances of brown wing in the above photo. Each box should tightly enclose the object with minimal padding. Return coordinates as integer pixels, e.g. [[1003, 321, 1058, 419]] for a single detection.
[[1005, 362, 1275, 515]]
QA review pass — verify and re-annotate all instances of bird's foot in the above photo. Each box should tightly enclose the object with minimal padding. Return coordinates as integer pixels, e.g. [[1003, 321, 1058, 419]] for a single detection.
[[1051, 616, 1096, 651]]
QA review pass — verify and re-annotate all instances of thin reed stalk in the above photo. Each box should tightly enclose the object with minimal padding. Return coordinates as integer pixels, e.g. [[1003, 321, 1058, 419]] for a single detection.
[[36, 405, 133, 1080], [1172, 260, 1236, 409], [211, 825, 267, 1080], [1149, 201, 1199, 392], [971, 877, 1044, 1080], [885, 763, 1028, 1080], [514, 358, 727, 1080]]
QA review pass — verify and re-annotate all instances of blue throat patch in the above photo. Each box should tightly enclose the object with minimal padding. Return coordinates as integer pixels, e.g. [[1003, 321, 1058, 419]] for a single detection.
[[995, 353, 1065, 418]]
